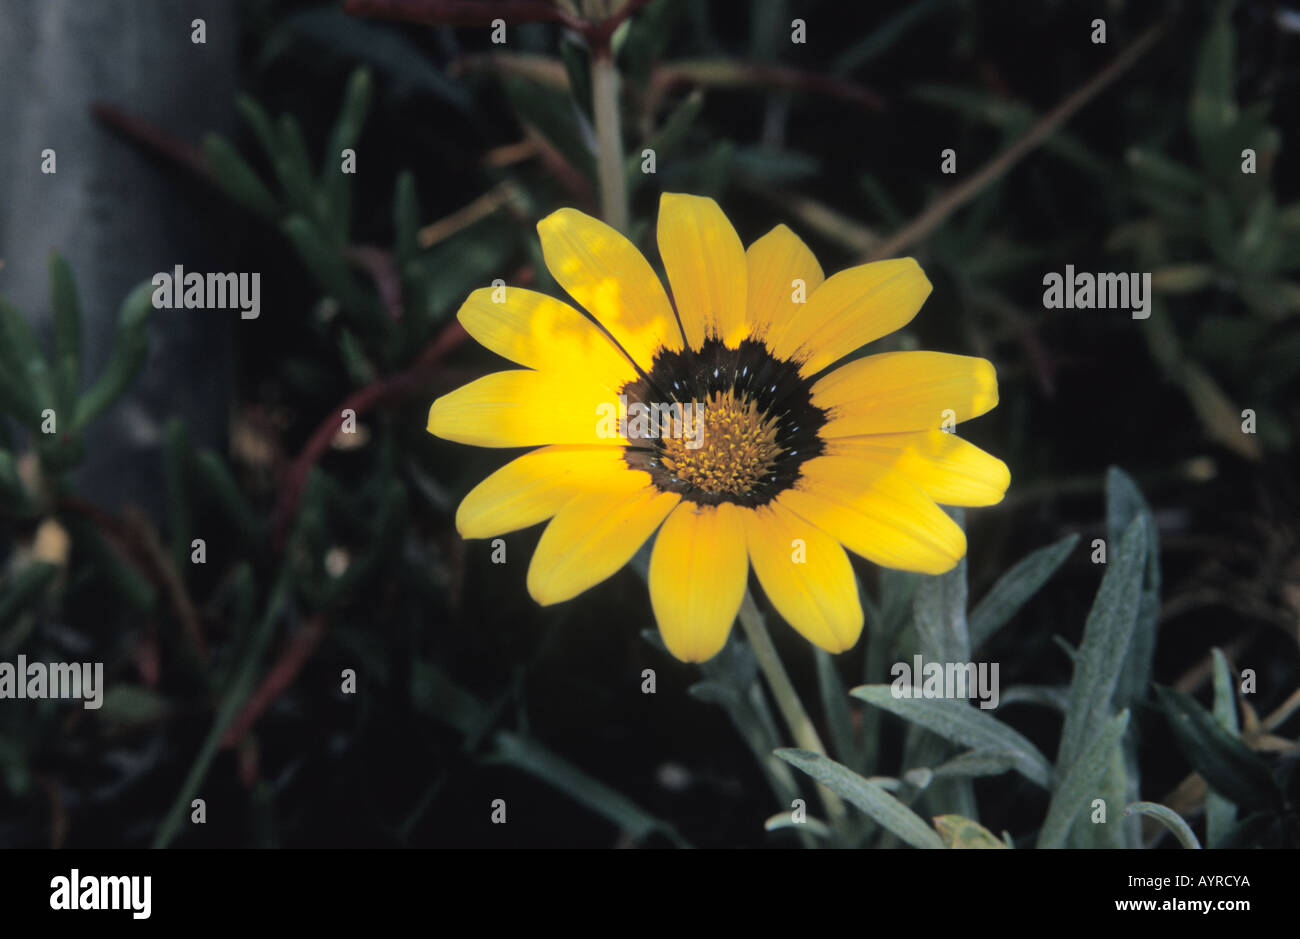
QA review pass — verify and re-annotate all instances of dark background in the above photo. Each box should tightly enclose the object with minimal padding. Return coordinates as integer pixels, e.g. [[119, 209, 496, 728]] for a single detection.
[[0, 0, 1298, 848]]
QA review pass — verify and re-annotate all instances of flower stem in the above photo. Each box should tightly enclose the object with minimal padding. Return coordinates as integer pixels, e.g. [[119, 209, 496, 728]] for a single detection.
[[738, 589, 848, 826], [590, 50, 628, 232]]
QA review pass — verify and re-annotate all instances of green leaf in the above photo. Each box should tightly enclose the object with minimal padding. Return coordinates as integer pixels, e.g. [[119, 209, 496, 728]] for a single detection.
[[969, 534, 1078, 650], [202, 134, 280, 222], [1124, 801, 1201, 849], [193, 450, 265, 548], [0, 562, 57, 631], [492, 731, 685, 845], [999, 684, 1069, 711], [1055, 516, 1146, 772], [274, 115, 320, 223], [409, 659, 491, 741], [0, 450, 35, 516], [559, 35, 593, 119], [775, 748, 944, 849], [321, 68, 373, 243], [1107, 469, 1160, 714], [501, 74, 596, 183], [913, 526, 969, 660], [48, 252, 82, 415], [261, 8, 470, 110], [763, 812, 834, 840], [833, 0, 944, 74], [235, 96, 281, 167], [815, 647, 864, 773], [1206, 648, 1239, 845], [97, 686, 171, 726], [1126, 148, 1205, 195], [0, 297, 54, 427], [1037, 710, 1130, 848], [72, 282, 154, 431], [931, 749, 1022, 780], [1189, 11, 1237, 152], [851, 685, 1052, 788], [1155, 685, 1283, 814], [626, 89, 704, 193], [393, 171, 421, 267], [282, 215, 382, 325], [153, 566, 291, 848]]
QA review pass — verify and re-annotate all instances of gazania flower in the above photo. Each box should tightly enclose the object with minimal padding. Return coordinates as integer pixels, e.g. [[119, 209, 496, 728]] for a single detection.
[[427, 193, 1008, 662]]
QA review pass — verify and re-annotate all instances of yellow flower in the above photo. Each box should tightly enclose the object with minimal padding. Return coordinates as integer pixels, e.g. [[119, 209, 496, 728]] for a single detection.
[[427, 193, 1008, 663]]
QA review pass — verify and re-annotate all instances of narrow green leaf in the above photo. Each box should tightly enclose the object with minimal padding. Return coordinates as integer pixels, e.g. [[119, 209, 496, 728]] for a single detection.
[[72, 281, 154, 431], [202, 134, 280, 222], [0, 562, 57, 631], [763, 812, 834, 840], [1206, 648, 1239, 845], [1155, 685, 1283, 813], [833, 0, 943, 73], [1124, 801, 1202, 849], [153, 566, 291, 848], [48, 252, 82, 414], [815, 647, 864, 772], [0, 450, 35, 516], [931, 749, 1021, 780], [1055, 517, 1146, 772], [999, 684, 1070, 711], [1038, 710, 1130, 848], [1189, 11, 1238, 151], [492, 731, 685, 845], [0, 297, 54, 425], [321, 68, 373, 242], [969, 534, 1078, 649], [97, 686, 171, 726], [235, 96, 281, 167], [193, 450, 265, 548], [851, 685, 1051, 788], [274, 115, 320, 221], [776, 748, 944, 849], [282, 215, 381, 323], [393, 171, 421, 267]]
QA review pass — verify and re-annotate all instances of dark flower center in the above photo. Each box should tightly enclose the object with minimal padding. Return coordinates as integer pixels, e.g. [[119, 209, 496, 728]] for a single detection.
[[622, 338, 827, 507]]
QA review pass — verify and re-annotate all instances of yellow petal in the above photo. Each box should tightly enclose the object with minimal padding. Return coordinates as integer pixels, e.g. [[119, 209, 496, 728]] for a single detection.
[[770, 258, 931, 375], [527, 478, 680, 605], [828, 431, 1011, 507], [537, 207, 683, 371], [456, 445, 637, 539], [742, 501, 863, 653], [745, 224, 825, 346], [657, 193, 748, 349], [427, 369, 626, 447], [780, 457, 967, 574], [649, 502, 748, 662], [813, 351, 999, 436], [456, 287, 636, 393]]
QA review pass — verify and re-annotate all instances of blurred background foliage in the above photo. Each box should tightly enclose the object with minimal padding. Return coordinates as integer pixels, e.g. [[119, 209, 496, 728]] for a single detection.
[[1, 0, 1298, 847]]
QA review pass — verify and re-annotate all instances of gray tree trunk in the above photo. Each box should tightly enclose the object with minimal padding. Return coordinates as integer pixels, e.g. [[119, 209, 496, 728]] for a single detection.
[[0, 0, 238, 518]]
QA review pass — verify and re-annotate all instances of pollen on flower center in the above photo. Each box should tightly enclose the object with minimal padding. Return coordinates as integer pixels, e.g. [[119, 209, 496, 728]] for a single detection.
[[659, 389, 782, 496], [622, 337, 828, 507]]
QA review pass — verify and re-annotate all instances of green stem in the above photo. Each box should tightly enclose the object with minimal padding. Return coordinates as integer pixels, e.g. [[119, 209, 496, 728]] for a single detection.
[[738, 589, 848, 826], [590, 50, 628, 232]]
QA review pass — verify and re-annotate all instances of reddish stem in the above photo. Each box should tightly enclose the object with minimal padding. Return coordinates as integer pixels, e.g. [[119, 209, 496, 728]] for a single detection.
[[222, 615, 329, 748]]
